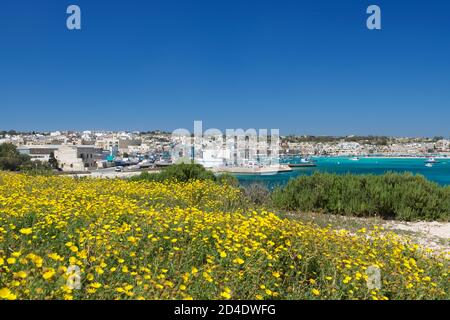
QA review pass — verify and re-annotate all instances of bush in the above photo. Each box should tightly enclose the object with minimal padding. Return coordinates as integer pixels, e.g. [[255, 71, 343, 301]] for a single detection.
[[243, 183, 271, 206], [130, 163, 217, 183], [0, 143, 30, 171], [216, 173, 239, 187], [19, 161, 54, 176], [272, 172, 450, 221]]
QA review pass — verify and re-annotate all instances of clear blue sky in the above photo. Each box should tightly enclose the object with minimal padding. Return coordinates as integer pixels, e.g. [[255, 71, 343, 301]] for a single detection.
[[1, 0, 449, 136]]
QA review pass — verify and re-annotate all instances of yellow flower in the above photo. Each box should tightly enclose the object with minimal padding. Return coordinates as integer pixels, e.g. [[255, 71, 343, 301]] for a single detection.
[[48, 253, 63, 261], [19, 228, 33, 235], [0, 288, 17, 300], [0, 172, 448, 300], [14, 271, 27, 279], [124, 284, 133, 291], [343, 276, 352, 284], [91, 282, 102, 289], [42, 269, 56, 280]]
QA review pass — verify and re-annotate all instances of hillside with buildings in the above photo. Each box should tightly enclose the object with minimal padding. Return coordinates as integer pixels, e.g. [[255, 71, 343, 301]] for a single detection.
[[0, 130, 449, 172]]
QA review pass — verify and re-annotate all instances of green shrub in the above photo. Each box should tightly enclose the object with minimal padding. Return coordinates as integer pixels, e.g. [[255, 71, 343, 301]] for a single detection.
[[0, 143, 30, 171], [216, 173, 239, 187], [272, 172, 450, 221], [243, 183, 271, 206], [130, 163, 217, 183]]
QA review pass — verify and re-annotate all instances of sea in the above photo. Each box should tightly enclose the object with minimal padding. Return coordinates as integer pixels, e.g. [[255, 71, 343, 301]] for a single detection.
[[235, 157, 450, 189]]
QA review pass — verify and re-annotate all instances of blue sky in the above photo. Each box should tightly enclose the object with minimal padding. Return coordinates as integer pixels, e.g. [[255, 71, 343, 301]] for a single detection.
[[0, 0, 449, 136]]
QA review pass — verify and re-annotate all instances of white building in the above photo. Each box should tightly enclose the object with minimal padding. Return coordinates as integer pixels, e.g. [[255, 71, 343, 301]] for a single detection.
[[54, 145, 100, 171], [17, 145, 60, 162]]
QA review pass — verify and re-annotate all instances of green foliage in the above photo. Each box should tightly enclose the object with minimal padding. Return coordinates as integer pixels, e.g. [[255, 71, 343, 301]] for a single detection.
[[48, 152, 59, 169], [215, 173, 239, 187], [19, 161, 54, 176], [243, 183, 271, 206], [0, 143, 30, 171], [130, 163, 217, 183], [0, 143, 54, 175], [271, 172, 450, 221]]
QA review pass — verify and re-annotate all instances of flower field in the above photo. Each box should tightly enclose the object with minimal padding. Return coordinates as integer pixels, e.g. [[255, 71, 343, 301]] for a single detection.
[[0, 173, 448, 300]]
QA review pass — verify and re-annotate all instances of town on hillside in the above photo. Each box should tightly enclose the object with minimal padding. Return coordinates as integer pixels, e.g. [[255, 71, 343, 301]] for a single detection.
[[0, 130, 449, 173]]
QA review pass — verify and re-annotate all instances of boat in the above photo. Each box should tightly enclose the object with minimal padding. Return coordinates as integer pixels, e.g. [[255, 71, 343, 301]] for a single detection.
[[216, 165, 292, 175], [425, 163, 433, 168], [424, 157, 439, 164], [287, 163, 317, 168], [284, 156, 317, 168], [349, 157, 360, 161]]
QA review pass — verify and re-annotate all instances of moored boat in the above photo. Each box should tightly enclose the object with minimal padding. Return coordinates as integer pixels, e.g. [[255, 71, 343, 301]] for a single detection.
[[424, 157, 439, 164]]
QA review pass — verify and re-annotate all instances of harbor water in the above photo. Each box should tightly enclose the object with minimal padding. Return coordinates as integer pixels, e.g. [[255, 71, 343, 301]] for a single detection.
[[235, 157, 450, 189]]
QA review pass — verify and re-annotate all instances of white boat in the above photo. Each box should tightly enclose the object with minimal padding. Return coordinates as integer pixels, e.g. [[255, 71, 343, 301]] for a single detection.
[[425, 163, 433, 168], [424, 157, 438, 164], [349, 157, 360, 161]]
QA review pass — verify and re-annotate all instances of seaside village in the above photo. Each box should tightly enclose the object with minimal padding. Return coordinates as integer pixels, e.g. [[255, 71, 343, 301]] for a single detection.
[[0, 130, 450, 173]]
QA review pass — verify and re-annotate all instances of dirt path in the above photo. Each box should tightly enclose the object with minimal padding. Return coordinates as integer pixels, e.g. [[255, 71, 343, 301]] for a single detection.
[[383, 220, 450, 253], [283, 211, 450, 254]]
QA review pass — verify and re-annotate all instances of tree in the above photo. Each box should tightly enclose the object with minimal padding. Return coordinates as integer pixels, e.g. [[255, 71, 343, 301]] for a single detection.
[[48, 152, 59, 169], [0, 143, 30, 171]]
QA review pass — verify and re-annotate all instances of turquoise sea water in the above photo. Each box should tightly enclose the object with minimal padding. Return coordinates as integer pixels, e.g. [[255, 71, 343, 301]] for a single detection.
[[235, 157, 450, 189]]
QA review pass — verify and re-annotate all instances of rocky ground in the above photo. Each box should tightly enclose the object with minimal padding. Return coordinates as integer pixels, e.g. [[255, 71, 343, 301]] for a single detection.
[[383, 220, 450, 253]]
